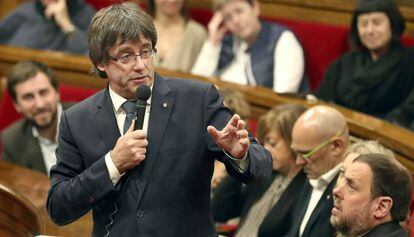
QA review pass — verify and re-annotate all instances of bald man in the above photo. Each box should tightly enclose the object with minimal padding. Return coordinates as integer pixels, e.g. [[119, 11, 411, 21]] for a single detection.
[[287, 105, 350, 237]]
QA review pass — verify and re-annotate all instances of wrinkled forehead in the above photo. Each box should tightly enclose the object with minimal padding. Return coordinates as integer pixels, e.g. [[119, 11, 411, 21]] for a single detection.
[[110, 35, 153, 53]]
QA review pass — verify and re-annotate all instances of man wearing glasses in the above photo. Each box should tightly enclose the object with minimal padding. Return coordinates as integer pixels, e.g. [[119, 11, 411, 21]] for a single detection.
[[46, 2, 272, 237], [287, 105, 350, 237]]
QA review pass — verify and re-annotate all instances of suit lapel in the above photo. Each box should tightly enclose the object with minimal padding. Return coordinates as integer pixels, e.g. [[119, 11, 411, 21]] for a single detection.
[[134, 74, 174, 206], [22, 125, 47, 174]]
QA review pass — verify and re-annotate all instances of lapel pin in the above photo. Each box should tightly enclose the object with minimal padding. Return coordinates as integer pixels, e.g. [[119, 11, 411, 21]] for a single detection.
[[326, 195, 331, 200], [162, 102, 168, 108]]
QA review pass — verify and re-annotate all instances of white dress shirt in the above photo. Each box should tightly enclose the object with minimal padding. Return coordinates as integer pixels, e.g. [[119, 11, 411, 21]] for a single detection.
[[32, 103, 63, 176], [299, 164, 341, 237]]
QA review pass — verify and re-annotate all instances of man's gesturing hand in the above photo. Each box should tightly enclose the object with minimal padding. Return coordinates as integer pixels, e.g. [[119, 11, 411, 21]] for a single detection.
[[207, 114, 250, 159]]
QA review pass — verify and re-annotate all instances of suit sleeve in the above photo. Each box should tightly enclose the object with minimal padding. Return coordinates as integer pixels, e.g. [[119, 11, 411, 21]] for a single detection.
[[47, 111, 114, 225], [204, 84, 272, 184]]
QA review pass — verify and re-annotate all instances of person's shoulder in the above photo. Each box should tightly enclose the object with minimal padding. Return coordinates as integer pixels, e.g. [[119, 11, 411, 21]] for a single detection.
[[263, 20, 289, 32], [186, 20, 207, 35], [1, 119, 28, 142], [165, 77, 211, 89], [63, 90, 105, 117], [8, 1, 37, 17]]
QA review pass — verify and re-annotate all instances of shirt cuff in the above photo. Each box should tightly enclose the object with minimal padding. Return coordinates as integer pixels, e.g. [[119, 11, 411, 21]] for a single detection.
[[223, 150, 250, 173], [105, 152, 124, 186]]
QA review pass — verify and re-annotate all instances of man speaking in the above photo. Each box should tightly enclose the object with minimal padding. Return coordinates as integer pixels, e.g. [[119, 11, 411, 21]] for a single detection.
[[46, 2, 272, 236]]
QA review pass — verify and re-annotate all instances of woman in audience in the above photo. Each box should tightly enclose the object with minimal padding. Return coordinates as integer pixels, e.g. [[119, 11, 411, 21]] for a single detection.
[[212, 104, 307, 237], [317, 0, 414, 130], [191, 0, 306, 93], [0, 0, 95, 55], [146, 0, 206, 72]]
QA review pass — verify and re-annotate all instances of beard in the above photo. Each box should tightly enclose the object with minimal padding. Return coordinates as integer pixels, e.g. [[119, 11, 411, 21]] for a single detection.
[[29, 108, 57, 131], [330, 214, 368, 237]]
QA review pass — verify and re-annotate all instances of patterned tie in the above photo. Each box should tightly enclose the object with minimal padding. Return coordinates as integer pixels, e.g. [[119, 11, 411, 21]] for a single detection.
[[121, 100, 136, 134]]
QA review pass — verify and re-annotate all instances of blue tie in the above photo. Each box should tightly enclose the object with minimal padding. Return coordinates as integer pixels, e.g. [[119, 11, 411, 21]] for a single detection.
[[122, 101, 136, 134]]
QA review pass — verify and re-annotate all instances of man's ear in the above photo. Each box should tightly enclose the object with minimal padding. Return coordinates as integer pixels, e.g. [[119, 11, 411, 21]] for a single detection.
[[373, 196, 393, 219], [331, 138, 345, 156], [96, 63, 106, 72]]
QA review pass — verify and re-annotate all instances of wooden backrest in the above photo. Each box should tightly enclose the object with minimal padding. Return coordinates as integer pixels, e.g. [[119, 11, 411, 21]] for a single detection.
[[0, 183, 42, 237]]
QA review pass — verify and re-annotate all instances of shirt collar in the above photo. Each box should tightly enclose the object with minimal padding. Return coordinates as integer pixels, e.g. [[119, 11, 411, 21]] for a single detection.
[[309, 164, 341, 190], [108, 84, 153, 114], [32, 103, 63, 143]]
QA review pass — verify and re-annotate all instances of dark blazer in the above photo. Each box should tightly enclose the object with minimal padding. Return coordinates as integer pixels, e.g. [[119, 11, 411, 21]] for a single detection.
[[286, 174, 339, 237], [1, 103, 72, 174], [47, 75, 272, 237], [212, 170, 307, 237], [363, 222, 408, 237]]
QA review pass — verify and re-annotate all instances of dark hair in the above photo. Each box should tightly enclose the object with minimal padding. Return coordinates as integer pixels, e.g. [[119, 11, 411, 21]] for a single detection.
[[7, 61, 58, 101], [146, 0, 189, 20], [256, 104, 307, 155], [350, 0, 405, 48], [354, 153, 412, 222], [213, 0, 254, 11], [88, 2, 157, 78]]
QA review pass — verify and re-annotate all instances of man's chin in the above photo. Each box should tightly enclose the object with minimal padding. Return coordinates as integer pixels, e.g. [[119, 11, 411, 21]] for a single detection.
[[33, 120, 54, 130]]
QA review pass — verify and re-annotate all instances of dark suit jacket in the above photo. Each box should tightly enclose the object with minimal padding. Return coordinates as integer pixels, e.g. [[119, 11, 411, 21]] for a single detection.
[[286, 174, 339, 237], [1, 103, 71, 174], [363, 222, 408, 237], [212, 170, 307, 237], [46, 75, 272, 237]]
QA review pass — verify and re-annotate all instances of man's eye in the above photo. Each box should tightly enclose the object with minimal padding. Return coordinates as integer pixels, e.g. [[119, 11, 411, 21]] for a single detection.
[[120, 55, 133, 61], [140, 50, 151, 57]]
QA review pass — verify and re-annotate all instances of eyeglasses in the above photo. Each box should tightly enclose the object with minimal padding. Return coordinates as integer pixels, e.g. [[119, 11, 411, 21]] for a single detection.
[[292, 131, 342, 159], [110, 48, 157, 65]]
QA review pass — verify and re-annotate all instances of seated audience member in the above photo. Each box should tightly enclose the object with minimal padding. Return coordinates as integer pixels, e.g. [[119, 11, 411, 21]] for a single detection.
[[146, 0, 206, 72], [1, 61, 69, 175], [191, 0, 305, 93], [331, 153, 412, 237], [0, 0, 95, 55], [212, 104, 307, 237], [316, 0, 414, 130], [287, 105, 350, 237], [212, 88, 251, 189]]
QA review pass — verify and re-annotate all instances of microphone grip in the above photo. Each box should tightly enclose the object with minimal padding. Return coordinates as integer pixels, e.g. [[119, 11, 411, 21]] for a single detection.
[[134, 100, 147, 130]]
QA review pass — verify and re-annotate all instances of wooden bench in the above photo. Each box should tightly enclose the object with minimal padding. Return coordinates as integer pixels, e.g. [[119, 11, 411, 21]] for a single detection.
[[0, 182, 41, 237]]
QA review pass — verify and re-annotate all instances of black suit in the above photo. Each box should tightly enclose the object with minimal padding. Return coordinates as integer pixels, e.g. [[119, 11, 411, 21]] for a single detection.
[[212, 170, 307, 236], [286, 174, 339, 237], [47, 75, 272, 237], [362, 222, 408, 237]]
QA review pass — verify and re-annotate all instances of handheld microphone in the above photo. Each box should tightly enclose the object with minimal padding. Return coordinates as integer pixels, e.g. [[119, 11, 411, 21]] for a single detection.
[[134, 85, 151, 130]]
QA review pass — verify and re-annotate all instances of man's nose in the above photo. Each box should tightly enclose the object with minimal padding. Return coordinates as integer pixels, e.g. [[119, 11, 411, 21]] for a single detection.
[[34, 94, 46, 108], [132, 56, 146, 71], [296, 155, 306, 165]]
